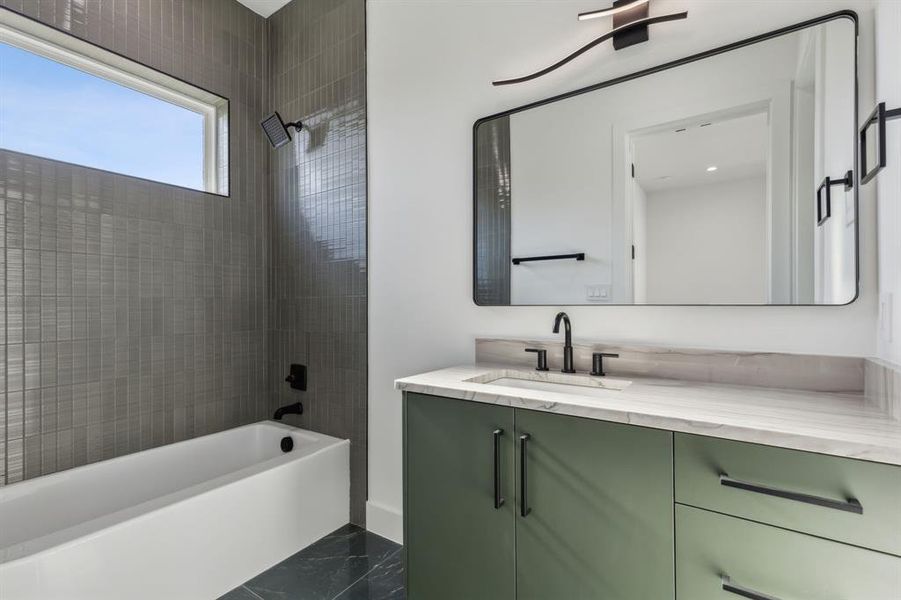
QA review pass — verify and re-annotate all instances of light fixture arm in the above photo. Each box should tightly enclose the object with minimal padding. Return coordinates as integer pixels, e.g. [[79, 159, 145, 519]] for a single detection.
[[492, 11, 688, 86], [578, 0, 650, 21]]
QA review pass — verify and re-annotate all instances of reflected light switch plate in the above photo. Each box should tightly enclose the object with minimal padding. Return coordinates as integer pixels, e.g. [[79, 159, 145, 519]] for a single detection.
[[586, 284, 612, 302]]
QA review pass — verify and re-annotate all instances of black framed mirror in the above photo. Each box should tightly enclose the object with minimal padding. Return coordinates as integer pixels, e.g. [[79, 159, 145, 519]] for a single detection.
[[473, 12, 858, 306]]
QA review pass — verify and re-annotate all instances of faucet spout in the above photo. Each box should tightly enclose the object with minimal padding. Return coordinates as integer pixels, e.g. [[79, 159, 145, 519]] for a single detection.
[[273, 402, 303, 421], [553, 312, 576, 374], [553, 312, 572, 346]]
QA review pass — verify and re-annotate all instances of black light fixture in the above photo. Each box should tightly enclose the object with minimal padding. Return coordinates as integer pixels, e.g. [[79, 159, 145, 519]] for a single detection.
[[578, 0, 649, 21], [260, 111, 303, 149], [816, 170, 853, 226], [860, 102, 901, 185], [493, 0, 687, 86]]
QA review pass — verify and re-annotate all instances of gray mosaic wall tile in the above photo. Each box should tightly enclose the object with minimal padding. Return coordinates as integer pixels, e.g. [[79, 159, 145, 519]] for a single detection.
[[0, 0, 368, 528], [267, 0, 368, 525], [475, 117, 511, 305], [0, 0, 272, 485]]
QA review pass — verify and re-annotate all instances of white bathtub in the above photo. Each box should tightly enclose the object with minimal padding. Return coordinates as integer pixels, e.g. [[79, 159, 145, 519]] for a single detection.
[[0, 421, 349, 600]]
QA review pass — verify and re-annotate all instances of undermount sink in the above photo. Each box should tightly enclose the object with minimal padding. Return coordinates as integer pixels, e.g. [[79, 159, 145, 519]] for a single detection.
[[476, 372, 632, 397]]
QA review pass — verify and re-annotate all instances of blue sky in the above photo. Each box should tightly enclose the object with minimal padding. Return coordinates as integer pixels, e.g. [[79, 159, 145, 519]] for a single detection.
[[0, 42, 204, 190]]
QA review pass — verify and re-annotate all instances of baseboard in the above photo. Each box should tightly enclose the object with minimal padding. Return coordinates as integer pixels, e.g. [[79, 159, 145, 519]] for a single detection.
[[366, 500, 403, 544]]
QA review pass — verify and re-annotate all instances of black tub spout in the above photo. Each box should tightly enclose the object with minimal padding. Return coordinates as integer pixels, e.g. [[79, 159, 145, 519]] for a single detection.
[[273, 402, 303, 421]]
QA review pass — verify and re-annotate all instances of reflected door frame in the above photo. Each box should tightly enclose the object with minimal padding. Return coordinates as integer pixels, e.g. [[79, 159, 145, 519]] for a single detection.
[[615, 91, 789, 305]]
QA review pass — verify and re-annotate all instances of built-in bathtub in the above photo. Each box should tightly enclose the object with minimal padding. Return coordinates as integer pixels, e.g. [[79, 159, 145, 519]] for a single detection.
[[0, 421, 349, 600]]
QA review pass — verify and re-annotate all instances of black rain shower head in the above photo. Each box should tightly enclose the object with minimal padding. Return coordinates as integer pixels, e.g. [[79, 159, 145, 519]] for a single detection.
[[261, 111, 303, 149]]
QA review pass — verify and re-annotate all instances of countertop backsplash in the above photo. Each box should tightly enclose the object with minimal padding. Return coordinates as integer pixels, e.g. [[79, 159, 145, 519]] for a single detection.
[[476, 338, 901, 421]]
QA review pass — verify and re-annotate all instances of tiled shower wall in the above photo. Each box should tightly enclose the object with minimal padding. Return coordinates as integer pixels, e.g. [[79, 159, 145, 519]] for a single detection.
[[267, 0, 368, 525], [475, 116, 511, 305], [0, 1, 271, 483]]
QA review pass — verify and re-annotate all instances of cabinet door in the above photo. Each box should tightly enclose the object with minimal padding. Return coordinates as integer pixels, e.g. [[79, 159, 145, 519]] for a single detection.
[[515, 409, 674, 600], [404, 393, 515, 600]]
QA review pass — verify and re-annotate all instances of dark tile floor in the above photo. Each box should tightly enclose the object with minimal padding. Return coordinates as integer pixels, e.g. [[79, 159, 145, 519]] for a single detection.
[[219, 525, 404, 600]]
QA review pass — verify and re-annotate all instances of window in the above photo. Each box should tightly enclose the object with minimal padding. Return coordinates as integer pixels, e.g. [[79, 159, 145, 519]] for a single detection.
[[0, 9, 228, 195]]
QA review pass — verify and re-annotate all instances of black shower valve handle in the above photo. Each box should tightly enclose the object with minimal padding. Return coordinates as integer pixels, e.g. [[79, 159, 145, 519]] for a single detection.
[[285, 364, 307, 391]]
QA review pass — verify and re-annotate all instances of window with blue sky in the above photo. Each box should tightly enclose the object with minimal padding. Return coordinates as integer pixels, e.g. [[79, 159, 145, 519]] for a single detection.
[[0, 41, 206, 191]]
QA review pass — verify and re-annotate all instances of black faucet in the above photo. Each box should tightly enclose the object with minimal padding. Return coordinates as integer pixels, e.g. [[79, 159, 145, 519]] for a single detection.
[[553, 312, 576, 373], [273, 402, 303, 421]]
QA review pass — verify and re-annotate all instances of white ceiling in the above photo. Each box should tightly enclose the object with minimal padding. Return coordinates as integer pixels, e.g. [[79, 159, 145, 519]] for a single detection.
[[236, 0, 292, 18], [634, 112, 769, 193]]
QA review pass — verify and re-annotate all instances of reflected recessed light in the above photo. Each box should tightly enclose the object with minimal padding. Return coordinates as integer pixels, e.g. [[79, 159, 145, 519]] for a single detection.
[[706, 166, 718, 172]]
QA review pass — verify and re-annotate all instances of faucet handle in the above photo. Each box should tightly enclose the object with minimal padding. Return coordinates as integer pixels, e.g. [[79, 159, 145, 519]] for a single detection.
[[591, 352, 619, 377], [525, 348, 549, 372]]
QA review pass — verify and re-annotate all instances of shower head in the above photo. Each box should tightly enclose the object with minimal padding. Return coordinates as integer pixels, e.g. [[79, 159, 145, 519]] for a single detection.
[[260, 112, 303, 149]]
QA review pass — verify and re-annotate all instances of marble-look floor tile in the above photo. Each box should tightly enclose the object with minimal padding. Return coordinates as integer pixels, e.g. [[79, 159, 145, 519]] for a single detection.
[[219, 586, 265, 600], [240, 525, 401, 600], [334, 548, 405, 600]]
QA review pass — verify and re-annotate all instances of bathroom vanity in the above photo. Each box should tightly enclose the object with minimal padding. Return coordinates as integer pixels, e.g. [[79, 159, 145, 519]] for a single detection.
[[397, 362, 901, 600], [420, 5, 901, 598]]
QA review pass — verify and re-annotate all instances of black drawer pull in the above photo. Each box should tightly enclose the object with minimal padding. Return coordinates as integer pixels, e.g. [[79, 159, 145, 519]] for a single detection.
[[520, 434, 531, 517], [493, 429, 505, 509], [720, 474, 863, 515], [722, 575, 782, 600]]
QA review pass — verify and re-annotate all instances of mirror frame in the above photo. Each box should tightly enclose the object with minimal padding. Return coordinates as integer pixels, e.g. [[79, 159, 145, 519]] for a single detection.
[[472, 11, 859, 307]]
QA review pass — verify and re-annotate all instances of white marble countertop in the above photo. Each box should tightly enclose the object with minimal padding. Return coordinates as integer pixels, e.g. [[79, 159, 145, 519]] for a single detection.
[[395, 365, 901, 466]]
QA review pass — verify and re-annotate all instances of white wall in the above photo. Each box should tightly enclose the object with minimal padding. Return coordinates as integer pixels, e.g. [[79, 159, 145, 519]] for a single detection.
[[875, 0, 901, 365], [367, 0, 878, 542], [510, 102, 614, 304], [813, 20, 859, 305], [507, 35, 801, 305], [632, 181, 648, 303], [644, 177, 768, 304]]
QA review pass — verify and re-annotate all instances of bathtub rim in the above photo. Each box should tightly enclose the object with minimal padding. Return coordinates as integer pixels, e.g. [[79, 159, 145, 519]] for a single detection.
[[0, 421, 349, 566]]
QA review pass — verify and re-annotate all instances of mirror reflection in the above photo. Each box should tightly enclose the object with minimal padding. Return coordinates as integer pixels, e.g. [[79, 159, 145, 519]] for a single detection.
[[474, 16, 857, 306]]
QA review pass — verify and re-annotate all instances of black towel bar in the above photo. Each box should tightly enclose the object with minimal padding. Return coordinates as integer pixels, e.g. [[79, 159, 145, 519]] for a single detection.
[[512, 253, 585, 265]]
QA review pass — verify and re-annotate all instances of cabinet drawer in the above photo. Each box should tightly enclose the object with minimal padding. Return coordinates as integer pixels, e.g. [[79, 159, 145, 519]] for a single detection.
[[675, 433, 901, 555], [676, 505, 901, 600]]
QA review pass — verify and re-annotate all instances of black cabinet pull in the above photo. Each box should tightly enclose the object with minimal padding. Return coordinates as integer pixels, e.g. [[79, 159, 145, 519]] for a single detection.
[[520, 434, 531, 517], [722, 575, 782, 600], [493, 429, 505, 509], [720, 474, 863, 515]]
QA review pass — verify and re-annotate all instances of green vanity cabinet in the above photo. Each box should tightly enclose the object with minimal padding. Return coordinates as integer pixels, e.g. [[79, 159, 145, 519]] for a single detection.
[[403, 392, 675, 600], [676, 504, 901, 600], [674, 433, 901, 556], [404, 391, 901, 600], [514, 410, 674, 600], [404, 393, 516, 600], [674, 433, 901, 599]]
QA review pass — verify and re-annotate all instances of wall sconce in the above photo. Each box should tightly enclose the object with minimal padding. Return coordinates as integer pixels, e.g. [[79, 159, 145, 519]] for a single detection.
[[816, 170, 853, 226], [860, 102, 901, 185], [493, 0, 687, 86]]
